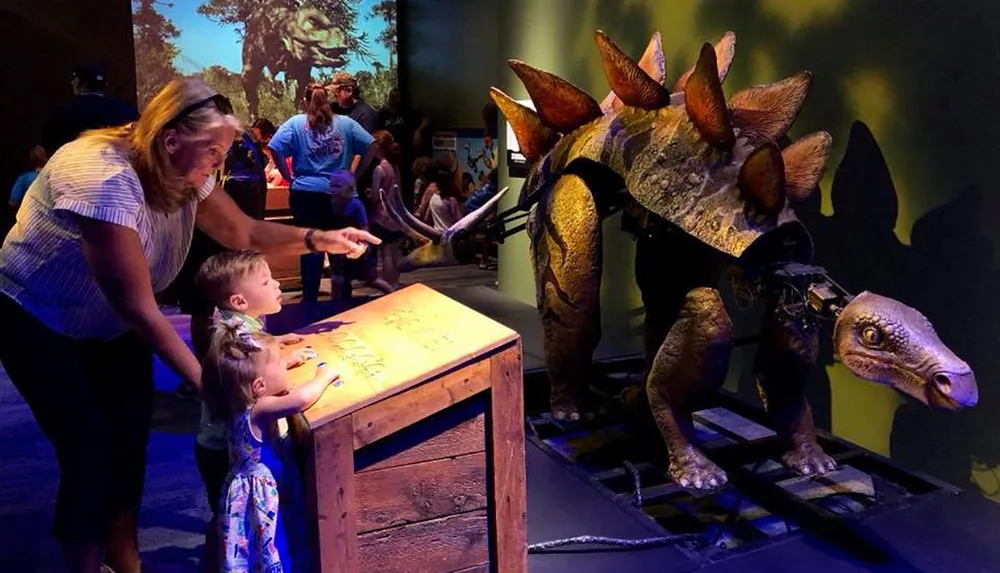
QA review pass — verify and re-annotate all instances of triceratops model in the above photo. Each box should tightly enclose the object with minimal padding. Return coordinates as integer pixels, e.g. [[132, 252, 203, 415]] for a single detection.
[[387, 30, 979, 490]]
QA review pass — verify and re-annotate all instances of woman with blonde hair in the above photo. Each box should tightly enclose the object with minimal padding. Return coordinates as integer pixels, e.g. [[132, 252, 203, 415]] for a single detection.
[[0, 77, 378, 573]]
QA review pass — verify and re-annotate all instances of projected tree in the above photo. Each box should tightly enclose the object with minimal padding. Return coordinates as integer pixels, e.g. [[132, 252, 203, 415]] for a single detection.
[[132, 0, 180, 110]]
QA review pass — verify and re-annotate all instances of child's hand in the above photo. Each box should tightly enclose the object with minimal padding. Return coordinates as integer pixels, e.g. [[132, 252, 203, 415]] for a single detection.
[[315, 362, 342, 387], [276, 333, 305, 347], [283, 348, 318, 370]]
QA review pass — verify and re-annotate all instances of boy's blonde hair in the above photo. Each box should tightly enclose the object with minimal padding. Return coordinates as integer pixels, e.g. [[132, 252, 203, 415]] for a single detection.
[[195, 249, 269, 307], [201, 319, 278, 422]]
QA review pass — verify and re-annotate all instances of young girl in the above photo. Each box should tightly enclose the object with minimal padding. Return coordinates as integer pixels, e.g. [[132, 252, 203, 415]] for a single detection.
[[193, 249, 316, 571], [203, 317, 339, 572]]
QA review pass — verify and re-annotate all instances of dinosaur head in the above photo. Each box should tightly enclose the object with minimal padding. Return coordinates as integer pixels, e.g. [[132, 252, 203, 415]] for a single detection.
[[379, 184, 509, 272], [282, 6, 349, 68], [834, 291, 978, 410]]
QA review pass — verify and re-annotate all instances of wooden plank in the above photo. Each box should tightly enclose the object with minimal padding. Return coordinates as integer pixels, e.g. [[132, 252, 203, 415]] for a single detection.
[[265, 185, 290, 213], [307, 417, 358, 573], [351, 360, 491, 449], [289, 283, 519, 428], [355, 452, 488, 533], [358, 510, 489, 573], [487, 342, 527, 573], [355, 396, 486, 473]]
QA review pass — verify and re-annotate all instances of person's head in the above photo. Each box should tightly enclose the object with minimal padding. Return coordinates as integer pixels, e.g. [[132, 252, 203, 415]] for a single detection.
[[329, 169, 356, 199], [72, 64, 107, 95], [484, 133, 494, 147], [195, 250, 283, 317], [387, 88, 402, 110], [487, 167, 498, 188], [201, 320, 287, 422], [328, 71, 359, 107], [427, 160, 460, 199], [304, 82, 334, 131], [412, 156, 432, 180], [462, 171, 474, 192], [252, 118, 276, 146], [373, 130, 401, 167], [28, 145, 48, 170], [84, 77, 239, 213]]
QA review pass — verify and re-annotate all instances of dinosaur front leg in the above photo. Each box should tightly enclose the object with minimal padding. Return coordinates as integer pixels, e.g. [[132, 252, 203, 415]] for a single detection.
[[529, 174, 602, 421], [755, 306, 836, 476], [647, 287, 732, 489]]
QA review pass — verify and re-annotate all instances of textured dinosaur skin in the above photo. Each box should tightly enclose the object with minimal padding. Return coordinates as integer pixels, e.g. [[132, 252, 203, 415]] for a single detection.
[[389, 29, 979, 489], [496, 30, 980, 489], [241, 2, 349, 118]]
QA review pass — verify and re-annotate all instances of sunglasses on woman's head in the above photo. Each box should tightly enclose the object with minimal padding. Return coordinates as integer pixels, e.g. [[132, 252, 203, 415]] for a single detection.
[[165, 93, 234, 129]]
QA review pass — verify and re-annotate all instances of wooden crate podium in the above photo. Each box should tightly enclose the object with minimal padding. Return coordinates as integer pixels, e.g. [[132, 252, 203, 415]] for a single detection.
[[287, 284, 527, 573]]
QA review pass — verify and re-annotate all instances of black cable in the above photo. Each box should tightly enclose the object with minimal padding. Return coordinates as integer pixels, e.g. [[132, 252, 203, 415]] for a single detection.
[[527, 459, 706, 554]]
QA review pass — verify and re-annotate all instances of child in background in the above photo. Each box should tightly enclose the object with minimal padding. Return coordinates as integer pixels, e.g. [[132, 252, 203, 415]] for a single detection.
[[193, 250, 317, 572], [329, 169, 394, 297], [202, 317, 337, 572], [8, 145, 48, 209]]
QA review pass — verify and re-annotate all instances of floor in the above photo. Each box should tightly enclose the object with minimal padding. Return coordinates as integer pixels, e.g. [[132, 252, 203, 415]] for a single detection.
[[0, 263, 653, 573], [7, 263, 997, 572]]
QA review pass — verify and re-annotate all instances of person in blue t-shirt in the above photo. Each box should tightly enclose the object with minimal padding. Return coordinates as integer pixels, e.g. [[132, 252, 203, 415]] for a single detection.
[[8, 145, 48, 209], [268, 83, 379, 302]]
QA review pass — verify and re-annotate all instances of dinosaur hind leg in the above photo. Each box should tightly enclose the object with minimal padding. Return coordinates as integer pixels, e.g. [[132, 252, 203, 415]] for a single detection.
[[529, 173, 602, 421], [647, 287, 732, 489], [756, 304, 836, 476], [242, 63, 262, 120]]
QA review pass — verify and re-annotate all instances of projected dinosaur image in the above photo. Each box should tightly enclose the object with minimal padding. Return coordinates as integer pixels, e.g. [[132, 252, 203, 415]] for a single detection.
[[133, 0, 397, 121], [387, 30, 978, 490]]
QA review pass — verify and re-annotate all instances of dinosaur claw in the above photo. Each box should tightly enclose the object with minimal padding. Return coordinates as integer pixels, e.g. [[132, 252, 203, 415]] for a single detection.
[[782, 442, 836, 477]]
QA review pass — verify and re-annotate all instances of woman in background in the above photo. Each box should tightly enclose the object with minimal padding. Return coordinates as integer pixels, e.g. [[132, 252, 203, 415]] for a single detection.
[[268, 84, 380, 303], [368, 130, 406, 288], [415, 160, 463, 230]]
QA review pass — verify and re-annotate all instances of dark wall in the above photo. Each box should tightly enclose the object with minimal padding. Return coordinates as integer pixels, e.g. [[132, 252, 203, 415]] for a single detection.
[[401, 0, 501, 130], [0, 0, 136, 230]]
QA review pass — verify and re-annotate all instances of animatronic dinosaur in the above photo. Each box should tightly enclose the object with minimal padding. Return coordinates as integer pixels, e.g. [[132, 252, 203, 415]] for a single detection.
[[387, 30, 980, 490], [241, 1, 350, 118], [379, 184, 510, 272]]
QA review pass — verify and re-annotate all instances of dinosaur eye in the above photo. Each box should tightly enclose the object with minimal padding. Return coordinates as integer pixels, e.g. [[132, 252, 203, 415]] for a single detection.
[[860, 325, 884, 347]]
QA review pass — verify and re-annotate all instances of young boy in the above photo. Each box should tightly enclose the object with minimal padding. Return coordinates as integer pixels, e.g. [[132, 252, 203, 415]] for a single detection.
[[329, 169, 394, 297], [192, 250, 315, 571]]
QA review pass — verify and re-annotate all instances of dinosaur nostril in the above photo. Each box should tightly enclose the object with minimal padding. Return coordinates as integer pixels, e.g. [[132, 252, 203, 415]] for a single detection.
[[933, 373, 952, 394]]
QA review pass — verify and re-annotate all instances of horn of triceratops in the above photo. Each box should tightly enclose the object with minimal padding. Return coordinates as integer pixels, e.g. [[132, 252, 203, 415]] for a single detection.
[[448, 186, 510, 236], [380, 184, 443, 244]]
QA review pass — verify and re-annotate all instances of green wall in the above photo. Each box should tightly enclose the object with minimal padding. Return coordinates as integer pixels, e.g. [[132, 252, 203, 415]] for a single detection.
[[491, 0, 1000, 496]]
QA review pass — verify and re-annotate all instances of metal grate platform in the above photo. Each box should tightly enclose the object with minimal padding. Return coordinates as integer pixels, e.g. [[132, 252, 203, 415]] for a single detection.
[[523, 364, 960, 566]]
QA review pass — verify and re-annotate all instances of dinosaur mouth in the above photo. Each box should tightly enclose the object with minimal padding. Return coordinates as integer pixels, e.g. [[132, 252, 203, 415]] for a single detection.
[[926, 384, 962, 410]]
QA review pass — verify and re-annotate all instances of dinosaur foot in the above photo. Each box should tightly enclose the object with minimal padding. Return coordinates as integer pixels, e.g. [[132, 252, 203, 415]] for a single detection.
[[782, 442, 837, 477], [669, 446, 727, 490], [550, 397, 597, 422], [550, 387, 597, 422], [551, 405, 597, 423]]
